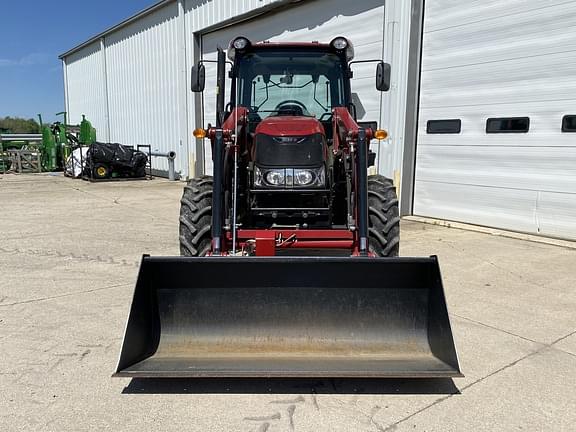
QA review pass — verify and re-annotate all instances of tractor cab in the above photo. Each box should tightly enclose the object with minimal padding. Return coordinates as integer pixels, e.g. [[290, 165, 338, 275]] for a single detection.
[[231, 39, 352, 138]]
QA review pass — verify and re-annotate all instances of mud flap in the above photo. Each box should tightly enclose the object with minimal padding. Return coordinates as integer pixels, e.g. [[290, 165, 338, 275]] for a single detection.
[[114, 256, 462, 378]]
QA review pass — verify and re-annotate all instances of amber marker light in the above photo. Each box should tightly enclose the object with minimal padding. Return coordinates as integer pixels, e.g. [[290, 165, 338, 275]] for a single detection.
[[193, 128, 207, 139], [374, 129, 388, 140]]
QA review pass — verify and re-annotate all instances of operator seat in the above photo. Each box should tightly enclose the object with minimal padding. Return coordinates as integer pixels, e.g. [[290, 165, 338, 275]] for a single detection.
[[276, 104, 304, 116]]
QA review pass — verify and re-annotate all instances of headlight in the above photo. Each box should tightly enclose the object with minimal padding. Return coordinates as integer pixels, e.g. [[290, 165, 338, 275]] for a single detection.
[[294, 169, 314, 186], [254, 167, 325, 188], [265, 169, 285, 186]]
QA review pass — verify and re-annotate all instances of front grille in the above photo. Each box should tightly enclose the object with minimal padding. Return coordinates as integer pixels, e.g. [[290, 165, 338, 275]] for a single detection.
[[255, 133, 324, 167]]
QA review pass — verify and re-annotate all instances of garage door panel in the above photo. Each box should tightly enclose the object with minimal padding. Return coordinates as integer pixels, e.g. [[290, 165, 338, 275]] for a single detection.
[[413, 181, 538, 233], [416, 132, 576, 148], [419, 102, 576, 117], [425, 0, 572, 33], [416, 146, 576, 194], [538, 192, 576, 240], [424, 2, 576, 70], [416, 133, 576, 147], [420, 53, 576, 108]]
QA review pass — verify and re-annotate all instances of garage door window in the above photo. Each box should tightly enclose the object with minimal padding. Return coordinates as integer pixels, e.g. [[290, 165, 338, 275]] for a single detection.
[[486, 117, 530, 133], [562, 115, 576, 132], [426, 119, 461, 134]]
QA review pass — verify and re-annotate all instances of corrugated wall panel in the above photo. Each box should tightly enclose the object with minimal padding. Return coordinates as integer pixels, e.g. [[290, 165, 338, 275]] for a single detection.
[[186, 0, 280, 32], [414, 0, 576, 240], [539, 191, 576, 239], [414, 181, 538, 233], [64, 42, 107, 130], [105, 2, 180, 173]]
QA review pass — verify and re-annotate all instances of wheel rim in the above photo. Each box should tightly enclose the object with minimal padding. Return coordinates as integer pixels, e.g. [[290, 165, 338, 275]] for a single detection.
[[96, 167, 107, 177]]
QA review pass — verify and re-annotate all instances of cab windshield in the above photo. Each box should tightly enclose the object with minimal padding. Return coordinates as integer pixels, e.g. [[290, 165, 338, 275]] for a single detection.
[[236, 49, 347, 119]]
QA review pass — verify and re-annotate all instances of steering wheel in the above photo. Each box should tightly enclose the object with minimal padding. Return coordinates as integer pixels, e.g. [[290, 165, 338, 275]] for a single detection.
[[274, 100, 309, 116]]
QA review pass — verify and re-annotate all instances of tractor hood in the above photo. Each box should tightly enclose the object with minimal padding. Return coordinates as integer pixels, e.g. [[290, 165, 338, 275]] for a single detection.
[[255, 116, 325, 137], [253, 116, 326, 167]]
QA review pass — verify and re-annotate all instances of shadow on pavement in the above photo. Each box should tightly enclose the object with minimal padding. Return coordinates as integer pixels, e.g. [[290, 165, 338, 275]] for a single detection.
[[122, 377, 460, 395]]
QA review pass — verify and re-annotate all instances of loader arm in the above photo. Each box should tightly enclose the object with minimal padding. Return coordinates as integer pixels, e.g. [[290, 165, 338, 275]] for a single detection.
[[331, 107, 374, 255]]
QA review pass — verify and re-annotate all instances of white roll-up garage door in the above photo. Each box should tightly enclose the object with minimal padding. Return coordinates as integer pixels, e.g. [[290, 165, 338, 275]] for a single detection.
[[413, 0, 576, 240], [198, 0, 386, 173]]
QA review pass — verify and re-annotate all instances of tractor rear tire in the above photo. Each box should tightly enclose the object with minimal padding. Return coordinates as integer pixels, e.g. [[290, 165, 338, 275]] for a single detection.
[[179, 176, 213, 257], [368, 175, 400, 257]]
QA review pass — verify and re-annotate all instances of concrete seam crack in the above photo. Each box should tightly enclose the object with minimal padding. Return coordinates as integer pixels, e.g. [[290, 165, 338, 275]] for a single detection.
[[382, 394, 453, 432], [550, 328, 576, 345], [0, 246, 139, 268], [382, 347, 547, 431], [442, 240, 549, 290], [65, 184, 173, 223], [451, 313, 543, 345], [0, 283, 130, 307], [382, 328, 576, 431], [550, 346, 576, 359]]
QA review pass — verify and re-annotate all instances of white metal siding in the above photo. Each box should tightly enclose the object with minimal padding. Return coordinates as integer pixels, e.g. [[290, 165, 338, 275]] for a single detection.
[[185, 0, 283, 31], [105, 3, 180, 173], [414, 0, 576, 240], [64, 43, 107, 130]]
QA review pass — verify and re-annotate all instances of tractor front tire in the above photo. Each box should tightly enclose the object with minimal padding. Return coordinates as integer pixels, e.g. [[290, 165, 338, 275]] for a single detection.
[[368, 175, 400, 257], [179, 176, 213, 257]]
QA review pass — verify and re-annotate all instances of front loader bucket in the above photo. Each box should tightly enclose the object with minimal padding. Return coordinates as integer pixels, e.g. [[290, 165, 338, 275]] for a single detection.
[[114, 256, 462, 378]]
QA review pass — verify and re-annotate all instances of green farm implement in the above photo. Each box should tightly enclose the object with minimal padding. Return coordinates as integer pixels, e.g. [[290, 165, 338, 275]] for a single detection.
[[1, 113, 96, 173]]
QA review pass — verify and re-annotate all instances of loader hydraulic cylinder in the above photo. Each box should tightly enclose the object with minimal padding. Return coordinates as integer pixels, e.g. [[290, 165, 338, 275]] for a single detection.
[[356, 128, 369, 255], [216, 48, 226, 128], [211, 129, 224, 254]]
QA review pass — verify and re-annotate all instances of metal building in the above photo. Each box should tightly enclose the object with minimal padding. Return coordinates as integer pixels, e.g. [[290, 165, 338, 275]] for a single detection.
[[60, 0, 576, 241]]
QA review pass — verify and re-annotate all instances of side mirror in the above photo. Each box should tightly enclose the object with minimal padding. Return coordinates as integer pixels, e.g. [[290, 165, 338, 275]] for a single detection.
[[376, 62, 391, 92], [191, 63, 205, 92]]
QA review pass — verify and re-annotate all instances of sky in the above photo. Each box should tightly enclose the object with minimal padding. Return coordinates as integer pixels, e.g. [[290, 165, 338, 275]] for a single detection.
[[0, 0, 155, 122]]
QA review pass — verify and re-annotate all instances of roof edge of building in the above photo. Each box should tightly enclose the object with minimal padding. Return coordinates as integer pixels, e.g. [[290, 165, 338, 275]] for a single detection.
[[60, 0, 307, 61], [59, 0, 174, 60]]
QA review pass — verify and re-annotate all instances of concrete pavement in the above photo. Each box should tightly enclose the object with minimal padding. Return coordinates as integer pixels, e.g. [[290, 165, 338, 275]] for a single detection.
[[1, 173, 575, 431]]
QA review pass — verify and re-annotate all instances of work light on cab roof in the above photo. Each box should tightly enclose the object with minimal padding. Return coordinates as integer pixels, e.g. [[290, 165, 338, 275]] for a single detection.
[[227, 36, 354, 60]]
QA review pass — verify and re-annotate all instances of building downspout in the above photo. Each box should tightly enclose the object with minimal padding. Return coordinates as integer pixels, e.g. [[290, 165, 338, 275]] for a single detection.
[[100, 37, 111, 143]]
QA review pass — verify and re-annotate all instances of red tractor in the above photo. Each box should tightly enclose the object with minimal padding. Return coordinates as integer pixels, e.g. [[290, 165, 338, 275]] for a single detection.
[[181, 36, 398, 258], [114, 37, 461, 379]]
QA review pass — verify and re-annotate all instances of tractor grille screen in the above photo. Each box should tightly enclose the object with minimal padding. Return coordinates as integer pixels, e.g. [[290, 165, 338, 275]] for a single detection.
[[255, 133, 324, 167]]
